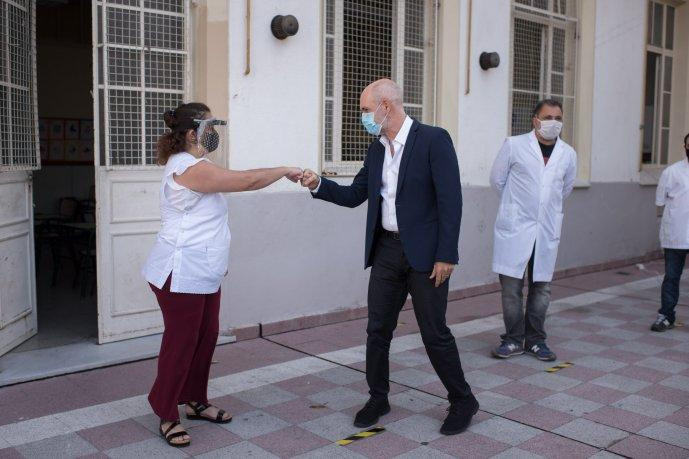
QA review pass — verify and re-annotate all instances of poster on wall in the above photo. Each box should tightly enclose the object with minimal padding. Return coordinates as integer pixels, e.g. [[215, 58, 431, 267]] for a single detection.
[[39, 120, 48, 140], [79, 141, 93, 161], [40, 140, 48, 161], [65, 120, 80, 140], [40, 118, 95, 164], [65, 141, 80, 161], [80, 120, 94, 140], [48, 141, 64, 161], [48, 120, 64, 140]]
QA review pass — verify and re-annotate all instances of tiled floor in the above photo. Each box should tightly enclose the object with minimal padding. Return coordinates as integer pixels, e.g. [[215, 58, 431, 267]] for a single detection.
[[1, 261, 688, 458]]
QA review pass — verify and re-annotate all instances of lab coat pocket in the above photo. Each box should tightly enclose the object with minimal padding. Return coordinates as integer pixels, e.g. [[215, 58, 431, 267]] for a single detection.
[[206, 245, 230, 277], [551, 212, 564, 241], [495, 203, 517, 232]]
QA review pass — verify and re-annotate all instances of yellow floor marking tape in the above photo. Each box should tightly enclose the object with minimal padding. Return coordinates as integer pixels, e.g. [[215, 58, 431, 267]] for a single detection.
[[546, 362, 573, 373], [336, 426, 386, 446]]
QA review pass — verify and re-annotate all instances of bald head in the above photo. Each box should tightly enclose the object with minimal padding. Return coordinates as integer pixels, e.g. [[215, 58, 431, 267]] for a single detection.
[[360, 79, 403, 111]]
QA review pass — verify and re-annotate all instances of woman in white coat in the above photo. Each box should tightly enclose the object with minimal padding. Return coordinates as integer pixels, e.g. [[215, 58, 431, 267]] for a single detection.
[[489, 99, 576, 362]]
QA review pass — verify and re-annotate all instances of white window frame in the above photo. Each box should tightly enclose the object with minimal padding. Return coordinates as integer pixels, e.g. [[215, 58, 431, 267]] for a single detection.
[[0, 0, 40, 172], [94, 0, 191, 169], [321, 0, 437, 176], [509, 0, 579, 145], [641, 0, 675, 168]]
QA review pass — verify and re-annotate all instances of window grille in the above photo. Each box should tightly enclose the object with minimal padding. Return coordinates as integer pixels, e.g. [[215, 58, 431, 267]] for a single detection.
[[323, 0, 437, 175], [0, 0, 39, 171], [641, 1, 675, 165], [510, 0, 578, 144], [95, 0, 189, 167]]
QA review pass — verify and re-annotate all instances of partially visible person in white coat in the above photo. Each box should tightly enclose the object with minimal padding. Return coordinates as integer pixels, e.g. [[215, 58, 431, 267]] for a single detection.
[[489, 99, 577, 362], [652, 132, 689, 332]]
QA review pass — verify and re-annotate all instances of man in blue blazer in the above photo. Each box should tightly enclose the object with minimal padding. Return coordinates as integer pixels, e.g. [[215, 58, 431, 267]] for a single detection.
[[301, 79, 477, 435]]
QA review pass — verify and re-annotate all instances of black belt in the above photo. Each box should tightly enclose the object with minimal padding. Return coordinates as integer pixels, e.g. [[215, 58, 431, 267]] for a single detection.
[[380, 229, 401, 240]]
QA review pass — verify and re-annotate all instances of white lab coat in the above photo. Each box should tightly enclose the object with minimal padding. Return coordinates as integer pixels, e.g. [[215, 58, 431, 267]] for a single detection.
[[656, 159, 689, 249], [490, 131, 577, 282]]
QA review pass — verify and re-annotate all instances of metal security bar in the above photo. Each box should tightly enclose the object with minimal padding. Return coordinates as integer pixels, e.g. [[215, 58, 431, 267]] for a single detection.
[[323, 0, 437, 176], [0, 0, 39, 172], [95, 0, 189, 167], [642, 1, 675, 166], [510, 0, 578, 144]]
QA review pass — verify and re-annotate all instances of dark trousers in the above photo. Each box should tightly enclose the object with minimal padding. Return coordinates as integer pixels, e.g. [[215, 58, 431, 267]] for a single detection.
[[499, 250, 551, 347], [366, 234, 473, 404], [148, 275, 221, 421], [659, 248, 688, 323]]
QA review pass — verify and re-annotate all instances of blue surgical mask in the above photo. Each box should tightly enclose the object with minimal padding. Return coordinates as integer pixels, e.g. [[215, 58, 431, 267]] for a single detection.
[[361, 103, 387, 136]]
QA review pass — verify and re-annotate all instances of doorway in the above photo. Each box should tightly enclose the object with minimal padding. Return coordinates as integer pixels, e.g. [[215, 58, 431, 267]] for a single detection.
[[10, 0, 97, 353]]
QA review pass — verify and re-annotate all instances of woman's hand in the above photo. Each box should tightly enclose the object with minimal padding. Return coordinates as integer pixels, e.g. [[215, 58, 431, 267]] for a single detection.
[[284, 167, 304, 183]]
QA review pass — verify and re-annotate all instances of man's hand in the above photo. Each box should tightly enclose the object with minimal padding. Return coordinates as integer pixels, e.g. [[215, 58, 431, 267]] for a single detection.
[[301, 169, 321, 191], [284, 167, 304, 183], [430, 262, 454, 288]]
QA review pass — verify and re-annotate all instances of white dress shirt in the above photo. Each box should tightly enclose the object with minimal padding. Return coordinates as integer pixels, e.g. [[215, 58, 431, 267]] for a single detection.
[[656, 159, 689, 249], [142, 152, 231, 294], [379, 116, 413, 231]]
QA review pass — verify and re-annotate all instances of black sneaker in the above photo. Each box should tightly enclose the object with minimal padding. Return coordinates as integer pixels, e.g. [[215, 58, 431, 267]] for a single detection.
[[353, 398, 390, 428], [440, 395, 480, 435], [651, 314, 674, 332], [526, 343, 556, 361]]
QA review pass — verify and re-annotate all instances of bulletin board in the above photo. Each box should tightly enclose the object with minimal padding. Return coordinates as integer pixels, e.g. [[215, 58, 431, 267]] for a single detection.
[[39, 118, 94, 165]]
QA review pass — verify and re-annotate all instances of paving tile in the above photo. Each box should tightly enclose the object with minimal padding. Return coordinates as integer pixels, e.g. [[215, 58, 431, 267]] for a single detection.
[[183, 423, 242, 456], [273, 374, 339, 397], [548, 327, 590, 340], [611, 394, 680, 419], [612, 341, 665, 356], [482, 361, 540, 380], [346, 430, 420, 458], [518, 431, 598, 459], [536, 393, 603, 417], [469, 417, 541, 446], [565, 383, 629, 405], [520, 372, 582, 391], [103, 437, 188, 458], [385, 414, 444, 443], [490, 447, 545, 459], [587, 451, 625, 459], [551, 365, 605, 382], [608, 434, 689, 459], [597, 328, 643, 341], [299, 412, 358, 442], [559, 340, 607, 354], [314, 367, 366, 386], [222, 410, 290, 439], [293, 443, 367, 458], [307, 386, 368, 411], [430, 430, 510, 458], [15, 433, 97, 459], [572, 356, 628, 372], [664, 407, 689, 428], [475, 391, 526, 415], [233, 384, 298, 408], [580, 316, 627, 328], [553, 419, 628, 448], [503, 403, 575, 431], [465, 370, 512, 390], [0, 415, 73, 447], [492, 382, 555, 403], [660, 374, 689, 392], [250, 425, 330, 457], [390, 368, 440, 388], [390, 389, 444, 413], [589, 373, 651, 393], [457, 337, 492, 352], [194, 440, 279, 459], [584, 405, 656, 433], [389, 350, 431, 367], [263, 397, 335, 424], [636, 357, 689, 374], [0, 448, 22, 459], [512, 357, 563, 372], [77, 419, 154, 451], [393, 445, 456, 459], [458, 352, 500, 370], [635, 383, 689, 406], [613, 364, 670, 383]]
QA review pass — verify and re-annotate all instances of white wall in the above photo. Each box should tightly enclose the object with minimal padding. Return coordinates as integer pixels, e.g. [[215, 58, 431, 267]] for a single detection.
[[227, 0, 322, 192], [590, 0, 646, 183], [456, 0, 512, 187]]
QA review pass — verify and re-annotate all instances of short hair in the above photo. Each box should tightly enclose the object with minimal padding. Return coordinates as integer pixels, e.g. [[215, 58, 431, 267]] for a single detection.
[[532, 99, 563, 118], [371, 79, 403, 106], [684, 132, 689, 145]]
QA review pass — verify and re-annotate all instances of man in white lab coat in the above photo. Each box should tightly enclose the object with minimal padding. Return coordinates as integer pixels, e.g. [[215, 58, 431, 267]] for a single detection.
[[489, 99, 577, 361], [652, 132, 689, 332]]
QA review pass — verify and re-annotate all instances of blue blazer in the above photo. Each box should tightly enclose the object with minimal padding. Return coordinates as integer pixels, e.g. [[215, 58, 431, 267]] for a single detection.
[[313, 120, 462, 272]]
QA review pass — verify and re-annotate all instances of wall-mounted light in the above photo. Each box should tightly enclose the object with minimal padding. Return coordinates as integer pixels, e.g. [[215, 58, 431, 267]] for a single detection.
[[271, 15, 299, 40], [479, 52, 500, 70]]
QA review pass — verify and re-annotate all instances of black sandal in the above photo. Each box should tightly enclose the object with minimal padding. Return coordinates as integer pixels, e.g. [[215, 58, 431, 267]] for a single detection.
[[159, 420, 190, 447], [186, 401, 232, 424]]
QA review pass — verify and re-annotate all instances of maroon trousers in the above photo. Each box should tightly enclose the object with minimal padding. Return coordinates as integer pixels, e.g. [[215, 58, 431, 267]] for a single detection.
[[148, 275, 221, 421]]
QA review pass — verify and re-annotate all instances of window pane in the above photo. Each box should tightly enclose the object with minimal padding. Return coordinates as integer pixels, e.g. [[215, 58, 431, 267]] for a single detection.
[[652, 3, 663, 47], [663, 56, 672, 92], [551, 74, 563, 95], [326, 0, 334, 35], [342, 0, 392, 162], [662, 92, 670, 128], [660, 129, 669, 165], [404, 49, 424, 106], [324, 99, 333, 162], [513, 18, 543, 92], [642, 52, 658, 164], [646, 2, 652, 45], [145, 92, 183, 164], [404, 0, 424, 49], [552, 27, 565, 73], [665, 6, 674, 50], [325, 37, 334, 98], [512, 91, 539, 136]]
